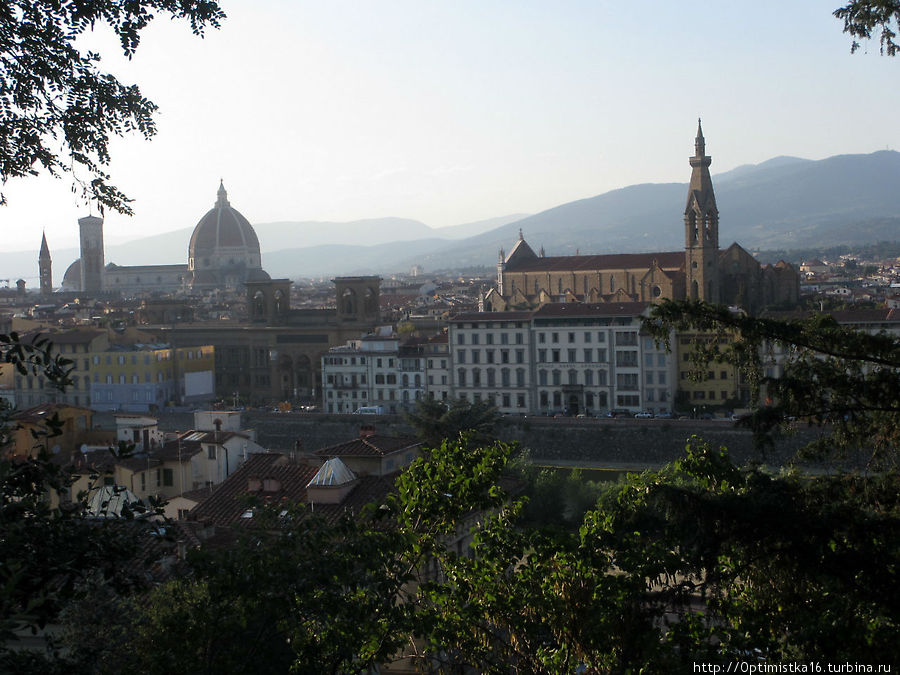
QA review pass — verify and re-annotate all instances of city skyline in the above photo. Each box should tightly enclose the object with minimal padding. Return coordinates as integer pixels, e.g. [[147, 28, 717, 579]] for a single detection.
[[3, 0, 899, 253]]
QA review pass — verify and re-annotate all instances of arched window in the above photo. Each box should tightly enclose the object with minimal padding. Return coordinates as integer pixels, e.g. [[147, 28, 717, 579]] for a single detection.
[[568, 369, 578, 385], [254, 291, 265, 317], [273, 290, 284, 315], [341, 288, 357, 315]]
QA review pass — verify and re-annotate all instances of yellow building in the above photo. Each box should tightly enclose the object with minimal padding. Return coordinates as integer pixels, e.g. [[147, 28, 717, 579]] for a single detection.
[[675, 331, 747, 414], [90, 344, 215, 412]]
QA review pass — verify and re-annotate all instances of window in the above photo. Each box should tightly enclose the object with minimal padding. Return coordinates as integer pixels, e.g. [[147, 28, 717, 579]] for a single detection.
[[720, 370, 728, 379], [568, 332, 575, 343], [615, 351, 638, 368], [457, 350, 466, 364], [502, 393, 510, 408], [472, 351, 480, 364], [516, 349, 524, 364], [552, 370, 561, 386], [471, 334, 480, 345], [584, 349, 593, 363], [163, 468, 174, 487], [486, 333, 494, 345], [552, 332, 559, 343], [501, 350, 510, 364], [501, 369, 510, 387], [517, 393, 526, 408], [457, 369, 467, 387], [486, 369, 496, 387], [658, 372, 667, 384], [208, 445, 216, 460], [539, 333, 546, 344], [567, 349, 576, 362], [616, 373, 639, 390], [598, 348, 608, 363], [552, 350, 560, 363], [597, 332, 606, 342], [515, 333, 524, 345], [538, 349, 547, 363], [539, 370, 548, 386], [516, 368, 525, 387], [457, 333, 465, 345], [486, 350, 495, 364], [500, 333, 509, 345], [585, 370, 593, 386], [584, 332, 592, 343], [615, 331, 637, 346], [472, 369, 481, 387], [646, 371, 654, 385], [568, 369, 578, 385]]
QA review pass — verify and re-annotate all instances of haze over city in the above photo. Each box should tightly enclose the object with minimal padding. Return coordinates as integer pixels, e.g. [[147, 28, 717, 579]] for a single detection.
[[3, 0, 899, 253]]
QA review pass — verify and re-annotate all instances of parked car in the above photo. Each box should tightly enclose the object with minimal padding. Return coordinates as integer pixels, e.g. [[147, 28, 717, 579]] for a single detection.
[[654, 411, 674, 419], [634, 411, 653, 419]]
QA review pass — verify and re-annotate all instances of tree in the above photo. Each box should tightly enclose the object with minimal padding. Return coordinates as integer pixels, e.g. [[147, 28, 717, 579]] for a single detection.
[[645, 299, 900, 469], [835, 1, 900, 55], [0, 0, 224, 213], [405, 396, 500, 448]]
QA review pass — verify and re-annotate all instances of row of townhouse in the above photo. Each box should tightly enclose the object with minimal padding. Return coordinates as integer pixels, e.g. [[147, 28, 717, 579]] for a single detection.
[[11, 328, 215, 412], [321, 329, 450, 414], [450, 303, 676, 416], [322, 303, 684, 417]]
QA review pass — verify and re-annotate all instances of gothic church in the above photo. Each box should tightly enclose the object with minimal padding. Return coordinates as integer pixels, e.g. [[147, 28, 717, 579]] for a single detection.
[[484, 122, 799, 314]]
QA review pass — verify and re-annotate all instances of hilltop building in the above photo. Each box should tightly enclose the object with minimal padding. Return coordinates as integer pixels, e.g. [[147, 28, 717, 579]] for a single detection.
[[485, 122, 800, 314]]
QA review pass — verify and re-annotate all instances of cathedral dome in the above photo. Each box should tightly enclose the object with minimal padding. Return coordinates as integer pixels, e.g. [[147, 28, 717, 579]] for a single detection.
[[188, 182, 265, 288], [60, 259, 81, 292]]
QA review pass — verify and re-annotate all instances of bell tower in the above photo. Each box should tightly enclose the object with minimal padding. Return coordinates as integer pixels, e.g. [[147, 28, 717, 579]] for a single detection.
[[684, 119, 719, 303], [78, 214, 105, 294], [38, 231, 52, 297]]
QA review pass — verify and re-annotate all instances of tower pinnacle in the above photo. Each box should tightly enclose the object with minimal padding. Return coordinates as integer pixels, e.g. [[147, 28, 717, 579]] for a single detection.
[[695, 118, 705, 157], [217, 180, 229, 206]]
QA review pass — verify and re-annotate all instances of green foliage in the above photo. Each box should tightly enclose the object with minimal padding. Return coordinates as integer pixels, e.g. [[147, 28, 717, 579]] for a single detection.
[[0, 0, 224, 212], [590, 436, 900, 663], [646, 299, 900, 468], [835, 1, 900, 55], [405, 396, 500, 448]]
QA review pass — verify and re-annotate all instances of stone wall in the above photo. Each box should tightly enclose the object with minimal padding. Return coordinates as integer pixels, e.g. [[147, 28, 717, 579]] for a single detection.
[[115, 412, 828, 469]]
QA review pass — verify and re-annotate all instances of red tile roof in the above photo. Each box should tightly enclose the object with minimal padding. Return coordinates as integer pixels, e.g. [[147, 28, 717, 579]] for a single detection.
[[187, 453, 396, 527], [313, 435, 421, 459], [505, 251, 685, 273]]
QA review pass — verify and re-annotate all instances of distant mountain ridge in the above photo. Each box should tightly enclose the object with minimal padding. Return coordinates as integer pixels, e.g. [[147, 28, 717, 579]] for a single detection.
[[3, 150, 899, 282]]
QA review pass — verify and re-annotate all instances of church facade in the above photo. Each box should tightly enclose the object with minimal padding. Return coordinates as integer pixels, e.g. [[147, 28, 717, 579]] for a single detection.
[[484, 123, 799, 314]]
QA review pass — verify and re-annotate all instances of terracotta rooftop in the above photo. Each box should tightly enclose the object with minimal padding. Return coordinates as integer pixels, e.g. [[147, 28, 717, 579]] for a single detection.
[[187, 453, 395, 527], [312, 435, 421, 459], [532, 302, 651, 318], [505, 250, 686, 273]]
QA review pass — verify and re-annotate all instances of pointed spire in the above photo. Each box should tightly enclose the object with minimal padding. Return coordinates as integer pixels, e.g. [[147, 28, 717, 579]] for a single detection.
[[518, 228, 524, 241], [39, 231, 51, 259], [498, 247, 505, 262], [539, 245, 545, 257], [695, 118, 705, 157]]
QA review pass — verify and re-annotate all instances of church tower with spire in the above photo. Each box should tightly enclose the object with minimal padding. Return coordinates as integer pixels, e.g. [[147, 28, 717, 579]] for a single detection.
[[684, 119, 720, 303], [39, 231, 52, 296]]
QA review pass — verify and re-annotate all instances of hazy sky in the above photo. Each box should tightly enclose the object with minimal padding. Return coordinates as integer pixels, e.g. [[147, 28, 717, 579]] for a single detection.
[[3, 0, 899, 254]]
